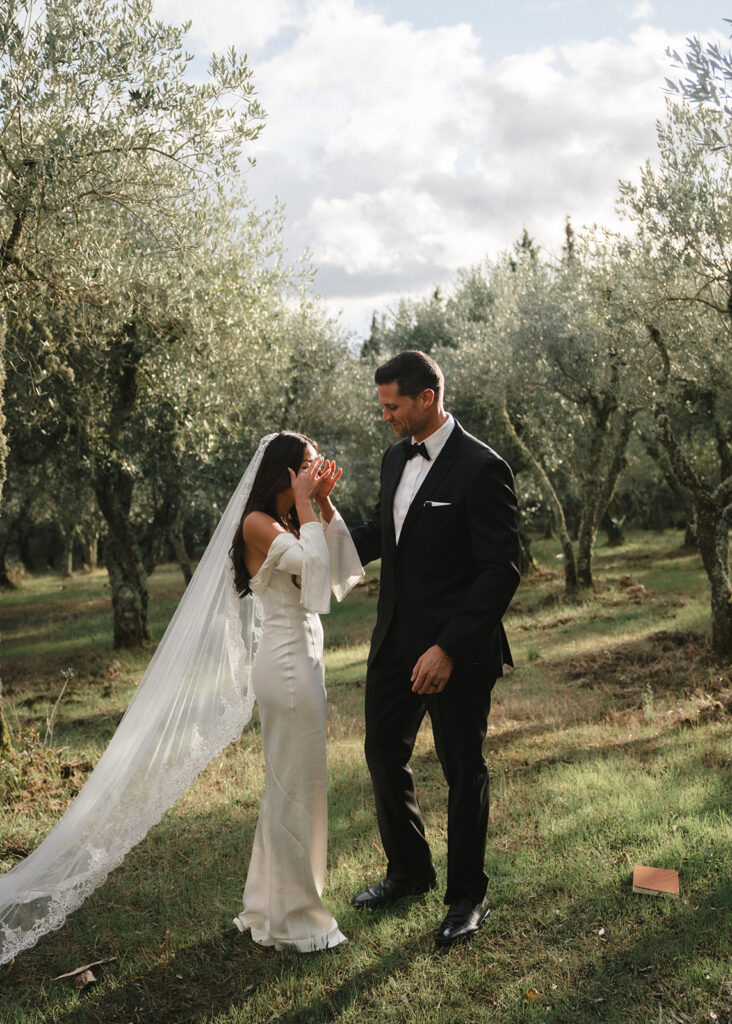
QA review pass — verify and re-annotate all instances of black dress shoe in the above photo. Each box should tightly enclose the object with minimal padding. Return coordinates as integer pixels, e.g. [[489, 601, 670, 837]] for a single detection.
[[351, 873, 436, 910], [434, 896, 490, 947]]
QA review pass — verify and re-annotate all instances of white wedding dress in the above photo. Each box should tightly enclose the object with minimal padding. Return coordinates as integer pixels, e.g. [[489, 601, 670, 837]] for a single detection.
[[233, 513, 362, 951]]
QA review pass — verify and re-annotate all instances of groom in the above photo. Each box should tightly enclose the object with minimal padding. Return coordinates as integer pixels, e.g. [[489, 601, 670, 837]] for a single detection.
[[347, 350, 520, 947]]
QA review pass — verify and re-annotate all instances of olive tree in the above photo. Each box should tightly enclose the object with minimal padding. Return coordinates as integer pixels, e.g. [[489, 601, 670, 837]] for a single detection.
[[0, 0, 263, 740], [433, 232, 643, 594], [620, 100, 732, 659]]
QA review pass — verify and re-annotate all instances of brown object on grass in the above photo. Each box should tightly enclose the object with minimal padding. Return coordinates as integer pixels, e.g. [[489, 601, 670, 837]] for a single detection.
[[52, 956, 117, 981], [632, 865, 679, 897], [72, 968, 96, 989]]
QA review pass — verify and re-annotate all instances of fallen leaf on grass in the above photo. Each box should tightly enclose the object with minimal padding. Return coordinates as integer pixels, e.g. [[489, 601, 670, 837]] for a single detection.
[[52, 956, 117, 982], [73, 969, 96, 990], [525, 989, 540, 1001]]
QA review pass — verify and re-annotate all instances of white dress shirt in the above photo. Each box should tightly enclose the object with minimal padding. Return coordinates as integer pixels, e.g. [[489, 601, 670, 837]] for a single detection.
[[393, 414, 454, 542]]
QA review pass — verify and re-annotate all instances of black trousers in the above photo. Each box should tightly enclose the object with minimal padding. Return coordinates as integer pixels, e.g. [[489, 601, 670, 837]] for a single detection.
[[364, 623, 494, 905]]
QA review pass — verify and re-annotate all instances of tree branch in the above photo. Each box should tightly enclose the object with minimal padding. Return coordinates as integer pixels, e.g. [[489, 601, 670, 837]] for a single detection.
[[654, 406, 712, 508], [645, 322, 670, 387], [714, 473, 732, 507], [0, 210, 26, 268]]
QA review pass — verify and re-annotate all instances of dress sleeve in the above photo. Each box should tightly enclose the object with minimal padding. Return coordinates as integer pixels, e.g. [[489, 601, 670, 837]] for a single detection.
[[274, 522, 332, 614], [324, 509, 365, 601]]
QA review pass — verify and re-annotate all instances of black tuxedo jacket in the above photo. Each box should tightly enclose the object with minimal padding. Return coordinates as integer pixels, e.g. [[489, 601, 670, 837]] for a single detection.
[[351, 420, 520, 679]]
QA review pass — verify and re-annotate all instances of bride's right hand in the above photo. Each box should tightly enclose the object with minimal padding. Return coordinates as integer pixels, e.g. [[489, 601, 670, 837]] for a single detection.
[[289, 456, 325, 506], [314, 460, 342, 504]]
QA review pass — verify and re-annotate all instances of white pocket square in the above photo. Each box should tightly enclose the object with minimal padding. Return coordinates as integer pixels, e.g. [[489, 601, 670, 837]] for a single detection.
[[424, 500, 451, 507]]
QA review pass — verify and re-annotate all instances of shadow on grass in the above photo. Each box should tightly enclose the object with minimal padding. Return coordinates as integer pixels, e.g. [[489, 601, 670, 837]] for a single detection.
[[48, 923, 435, 1024], [2, 722, 730, 1024], [486, 717, 732, 783], [0, 755, 375, 1021], [34, 866, 731, 1024], [533, 873, 732, 1024]]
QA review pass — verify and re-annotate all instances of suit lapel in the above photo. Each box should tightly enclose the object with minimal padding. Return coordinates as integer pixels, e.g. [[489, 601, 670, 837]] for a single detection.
[[397, 422, 463, 544], [382, 443, 407, 552]]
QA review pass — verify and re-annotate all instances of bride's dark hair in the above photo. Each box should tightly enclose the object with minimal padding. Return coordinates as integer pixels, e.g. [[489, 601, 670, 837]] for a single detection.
[[230, 431, 316, 596]]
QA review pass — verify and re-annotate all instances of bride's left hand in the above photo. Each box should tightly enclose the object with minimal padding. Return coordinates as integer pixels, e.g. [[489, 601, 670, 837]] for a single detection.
[[315, 459, 342, 503]]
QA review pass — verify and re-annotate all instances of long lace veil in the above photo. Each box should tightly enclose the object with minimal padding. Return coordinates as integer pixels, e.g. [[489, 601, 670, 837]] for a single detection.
[[0, 433, 277, 966]]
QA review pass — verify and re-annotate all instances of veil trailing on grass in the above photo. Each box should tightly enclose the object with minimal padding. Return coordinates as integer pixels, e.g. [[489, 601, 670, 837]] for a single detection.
[[0, 433, 278, 966]]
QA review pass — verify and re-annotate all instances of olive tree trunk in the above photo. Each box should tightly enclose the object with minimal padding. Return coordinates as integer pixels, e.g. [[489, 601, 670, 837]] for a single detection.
[[0, 319, 12, 753], [104, 539, 150, 648], [501, 405, 578, 593], [82, 530, 99, 571], [656, 411, 732, 662], [601, 511, 626, 547], [696, 501, 732, 659], [170, 520, 193, 586], [0, 518, 17, 589], [59, 525, 75, 577], [94, 463, 151, 648], [576, 407, 635, 587], [90, 323, 154, 647]]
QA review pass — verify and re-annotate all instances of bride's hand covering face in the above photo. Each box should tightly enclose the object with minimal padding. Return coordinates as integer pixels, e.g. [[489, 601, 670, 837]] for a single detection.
[[314, 459, 343, 504], [289, 448, 325, 505]]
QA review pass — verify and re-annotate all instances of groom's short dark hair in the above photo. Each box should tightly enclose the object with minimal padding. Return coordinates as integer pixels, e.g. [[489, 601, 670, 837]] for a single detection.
[[374, 350, 443, 401]]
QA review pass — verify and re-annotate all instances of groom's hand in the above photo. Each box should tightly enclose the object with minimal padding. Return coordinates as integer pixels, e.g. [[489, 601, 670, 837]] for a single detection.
[[411, 645, 453, 694]]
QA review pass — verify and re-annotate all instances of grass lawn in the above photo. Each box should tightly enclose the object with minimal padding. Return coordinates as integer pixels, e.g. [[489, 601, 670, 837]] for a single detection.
[[0, 531, 730, 1024]]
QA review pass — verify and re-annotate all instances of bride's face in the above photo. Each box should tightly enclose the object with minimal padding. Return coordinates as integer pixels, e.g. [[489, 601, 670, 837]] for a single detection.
[[299, 444, 318, 473]]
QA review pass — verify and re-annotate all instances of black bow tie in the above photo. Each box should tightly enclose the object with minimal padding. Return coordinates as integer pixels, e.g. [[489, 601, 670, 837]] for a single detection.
[[403, 440, 431, 461]]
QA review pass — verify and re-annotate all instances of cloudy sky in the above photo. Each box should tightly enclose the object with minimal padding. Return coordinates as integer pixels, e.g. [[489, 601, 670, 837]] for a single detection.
[[153, 0, 728, 339]]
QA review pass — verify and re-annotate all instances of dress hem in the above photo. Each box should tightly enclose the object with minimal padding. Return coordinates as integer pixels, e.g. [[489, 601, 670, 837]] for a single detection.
[[232, 915, 348, 952]]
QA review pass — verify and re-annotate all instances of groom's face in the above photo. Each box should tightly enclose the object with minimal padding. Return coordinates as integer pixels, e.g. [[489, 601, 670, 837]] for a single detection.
[[377, 382, 432, 439]]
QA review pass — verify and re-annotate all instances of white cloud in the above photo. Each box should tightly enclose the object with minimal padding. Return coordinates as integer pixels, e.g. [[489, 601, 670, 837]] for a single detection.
[[308, 187, 464, 275], [252, 7, 681, 311], [492, 46, 566, 99], [156, 0, 716, 336], [255, 1, 484, 163], [630, 1, 653, 22], [153, 0, 298, 54]]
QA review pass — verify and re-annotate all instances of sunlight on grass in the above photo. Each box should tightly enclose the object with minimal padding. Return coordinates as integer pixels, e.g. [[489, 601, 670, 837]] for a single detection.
[[1, 530, 730, 1023]]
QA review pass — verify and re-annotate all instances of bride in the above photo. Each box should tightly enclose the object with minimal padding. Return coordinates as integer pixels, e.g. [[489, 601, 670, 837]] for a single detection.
[[0, 431, 363, 964], [230, 431, 362, 950]]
